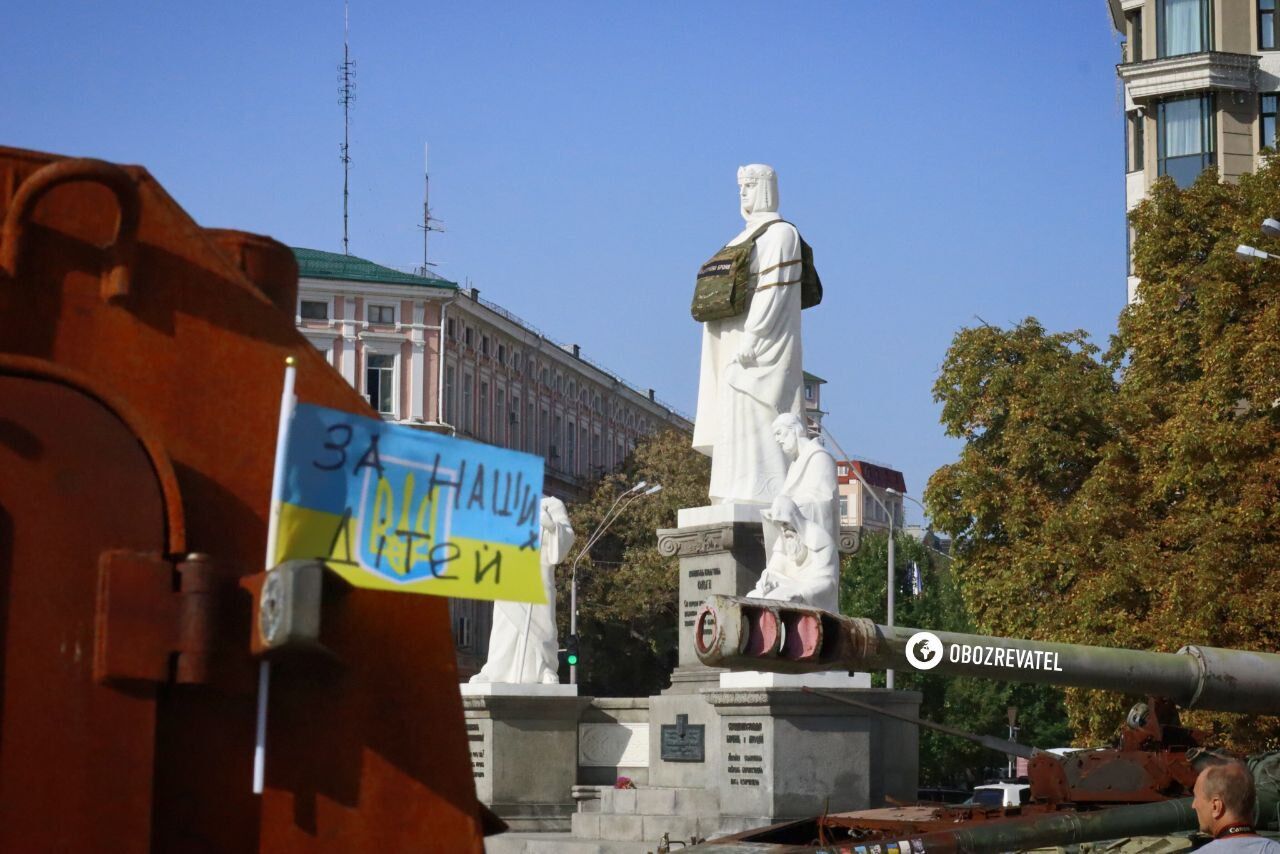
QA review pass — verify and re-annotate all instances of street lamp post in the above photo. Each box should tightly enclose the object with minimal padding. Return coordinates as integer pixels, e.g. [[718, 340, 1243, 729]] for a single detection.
[[567, 481, 663, 684], [1235, 219, 1280, 262], [845, 467, 899, 689]]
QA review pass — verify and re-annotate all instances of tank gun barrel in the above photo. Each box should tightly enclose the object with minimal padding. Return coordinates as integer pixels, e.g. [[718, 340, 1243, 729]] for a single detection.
[[694, 595, 1280, 714]]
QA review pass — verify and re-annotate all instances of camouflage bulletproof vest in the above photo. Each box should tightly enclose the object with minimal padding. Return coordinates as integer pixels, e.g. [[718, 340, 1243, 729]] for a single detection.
[[690, 219, 823, 323]]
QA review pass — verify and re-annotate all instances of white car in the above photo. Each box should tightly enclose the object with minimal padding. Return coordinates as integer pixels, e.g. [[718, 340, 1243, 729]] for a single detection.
[[966, 782, 1031, 808]]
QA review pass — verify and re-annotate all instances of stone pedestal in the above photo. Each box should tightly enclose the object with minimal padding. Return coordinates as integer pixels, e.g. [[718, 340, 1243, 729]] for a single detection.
[[462, 690, 592, 831], [705, 687, 921, 829], [657, 513, 766, 687]]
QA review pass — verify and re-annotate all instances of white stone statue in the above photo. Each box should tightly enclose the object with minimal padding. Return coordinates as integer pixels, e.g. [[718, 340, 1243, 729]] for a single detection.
[[747, 494, 840, 612], [470, 496, 575, 685], [770, 412, 839, 545], [692, 164, 805, 506]]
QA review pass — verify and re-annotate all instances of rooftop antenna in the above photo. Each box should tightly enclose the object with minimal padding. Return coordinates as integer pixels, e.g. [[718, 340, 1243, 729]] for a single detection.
[[419, 142, 445, 274], [338, 0, 356, 254]]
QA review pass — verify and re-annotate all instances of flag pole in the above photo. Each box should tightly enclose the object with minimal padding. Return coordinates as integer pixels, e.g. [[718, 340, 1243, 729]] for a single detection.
[[254, 355, 298, 795]]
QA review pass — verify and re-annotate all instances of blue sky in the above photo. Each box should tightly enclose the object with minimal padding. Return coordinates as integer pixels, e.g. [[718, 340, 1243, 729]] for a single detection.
[[5, 2, 1127, 524]]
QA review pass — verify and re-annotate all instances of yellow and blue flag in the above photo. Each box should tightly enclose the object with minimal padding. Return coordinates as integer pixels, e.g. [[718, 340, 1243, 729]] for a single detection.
[[274, 403, 547, 603]]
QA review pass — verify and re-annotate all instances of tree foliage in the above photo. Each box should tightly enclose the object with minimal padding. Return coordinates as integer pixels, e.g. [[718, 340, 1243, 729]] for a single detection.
[[556, 429, 710, 697], [925, 165, 1280, 751], [841, 531, 1071, 784]]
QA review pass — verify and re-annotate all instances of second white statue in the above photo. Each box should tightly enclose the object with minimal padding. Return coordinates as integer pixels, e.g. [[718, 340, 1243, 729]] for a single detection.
[[469, 496, 575, 685]]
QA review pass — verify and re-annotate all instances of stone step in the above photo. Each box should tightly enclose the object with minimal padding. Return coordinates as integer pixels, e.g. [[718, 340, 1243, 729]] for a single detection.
[[484, 831, 657, 854], [590, 785, 719, 817], [573, 811, 718, 845]]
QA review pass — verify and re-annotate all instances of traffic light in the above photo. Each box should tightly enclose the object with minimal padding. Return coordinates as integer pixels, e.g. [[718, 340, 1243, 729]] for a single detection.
[[564, 634, 580, 667]]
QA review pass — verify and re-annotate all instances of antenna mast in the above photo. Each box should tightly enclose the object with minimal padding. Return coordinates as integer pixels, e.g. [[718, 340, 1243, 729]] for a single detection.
[[419, 142, 444, 274], [338, 0, 356, 254]]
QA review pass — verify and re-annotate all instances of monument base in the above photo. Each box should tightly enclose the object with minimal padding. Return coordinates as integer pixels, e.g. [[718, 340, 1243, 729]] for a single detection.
[[718, 670, 871, 689], [460, 681, 578, 697], [571, 685, 921, 848], [676, 503, 764, 528], [463, 692, 592, 832]]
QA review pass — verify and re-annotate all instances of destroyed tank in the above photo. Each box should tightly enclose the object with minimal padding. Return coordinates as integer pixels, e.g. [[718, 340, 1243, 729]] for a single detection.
[[683, 594, 1280, 853], [0, 146, 493, 851]]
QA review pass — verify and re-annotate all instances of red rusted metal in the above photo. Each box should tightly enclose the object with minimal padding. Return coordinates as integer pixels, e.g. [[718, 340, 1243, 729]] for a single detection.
[[0, 145, 485, 852]]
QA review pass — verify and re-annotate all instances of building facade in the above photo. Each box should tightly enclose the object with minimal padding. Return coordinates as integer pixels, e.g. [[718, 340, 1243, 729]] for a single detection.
[[292, 247, 692, 676], [836, 459, 906, 533], [1111, 0, 1280, 301]]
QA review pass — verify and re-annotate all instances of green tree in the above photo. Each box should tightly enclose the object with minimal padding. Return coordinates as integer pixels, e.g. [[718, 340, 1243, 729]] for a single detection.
[[557, 429, 710, 697], [841, 531, 1071, 785], [925, 164, 1280, 752]]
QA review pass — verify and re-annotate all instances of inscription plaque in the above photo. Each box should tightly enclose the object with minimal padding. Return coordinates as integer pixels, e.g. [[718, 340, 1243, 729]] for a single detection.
[[660, 714, 706, 763]]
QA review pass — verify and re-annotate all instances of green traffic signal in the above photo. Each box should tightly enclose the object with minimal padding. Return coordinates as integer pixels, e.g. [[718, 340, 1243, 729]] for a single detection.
[[565, 634, 580, 667]]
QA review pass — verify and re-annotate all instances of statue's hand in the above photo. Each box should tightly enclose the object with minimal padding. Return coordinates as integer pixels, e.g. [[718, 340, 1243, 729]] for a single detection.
[[734, 339, 760, 367]]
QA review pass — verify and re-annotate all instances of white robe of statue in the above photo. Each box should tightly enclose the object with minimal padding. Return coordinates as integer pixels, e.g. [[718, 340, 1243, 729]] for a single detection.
[[470, 496, 575, 684], [747, 495, 840, 613], [692, 164, 804, 505]]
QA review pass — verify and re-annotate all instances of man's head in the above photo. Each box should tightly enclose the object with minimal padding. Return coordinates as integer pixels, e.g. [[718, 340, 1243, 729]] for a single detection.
[[771, 412, 806, 460], [1192, 761, 1256, 834], [738, 164, 779, 220]]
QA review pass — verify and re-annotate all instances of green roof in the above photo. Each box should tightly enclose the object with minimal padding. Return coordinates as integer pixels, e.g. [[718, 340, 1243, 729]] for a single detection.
[[292, 247, 458, 289], [803, 371, 827, 384]]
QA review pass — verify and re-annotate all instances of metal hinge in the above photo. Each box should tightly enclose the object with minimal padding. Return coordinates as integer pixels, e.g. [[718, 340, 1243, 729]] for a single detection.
[[94, 550, 247, 688]]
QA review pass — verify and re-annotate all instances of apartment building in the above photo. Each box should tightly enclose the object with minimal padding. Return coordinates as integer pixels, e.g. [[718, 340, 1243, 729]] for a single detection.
[[836, 459, 906, 533], [291, 246, 692, 676], [1111, 0, 1280, 301]]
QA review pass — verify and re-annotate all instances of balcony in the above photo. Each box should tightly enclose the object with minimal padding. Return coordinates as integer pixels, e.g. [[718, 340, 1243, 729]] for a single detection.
[[1118, 51, 1257, 101]]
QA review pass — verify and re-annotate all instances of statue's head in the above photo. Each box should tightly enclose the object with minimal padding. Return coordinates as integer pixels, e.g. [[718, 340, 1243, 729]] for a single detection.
[[771, 412, 805, 460], [541, 495, 570, 532], [738, 164, 778, 221]]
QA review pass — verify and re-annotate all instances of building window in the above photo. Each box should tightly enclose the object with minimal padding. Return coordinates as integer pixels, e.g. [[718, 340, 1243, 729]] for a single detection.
[[510, 393, 520, 447], [839, 496, 849, 519], [539, 408, 549, 457], [838, 463, 849, 476], [592, 430, 601, 469], [1262, 0, 1277, 50], [496, 388, 506, 445], [498, 343, 506, 365], [1157, 0, 1211, 58], [462, 373, 474, 434], [1263, 94, 1278, 149], [446, 317, 456, 339], [566, 421, 576, 472], [366, 353, 395, 416], [300, 299, 328, 321], [456, 614, 473, 649], [526, 400, 535, 452], [444, 366, 456, 425], [804, 383, 814, 402], [479, 381, 490, 440], [1128, 111, 1145, 172], [481, 335, 490, 356], [464, 327, 473, 348], [553, 414, 563, 467], [1157, 94, 1215, 188], [368, 304, 395, 325], [1127, 9, 1144, 62]]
